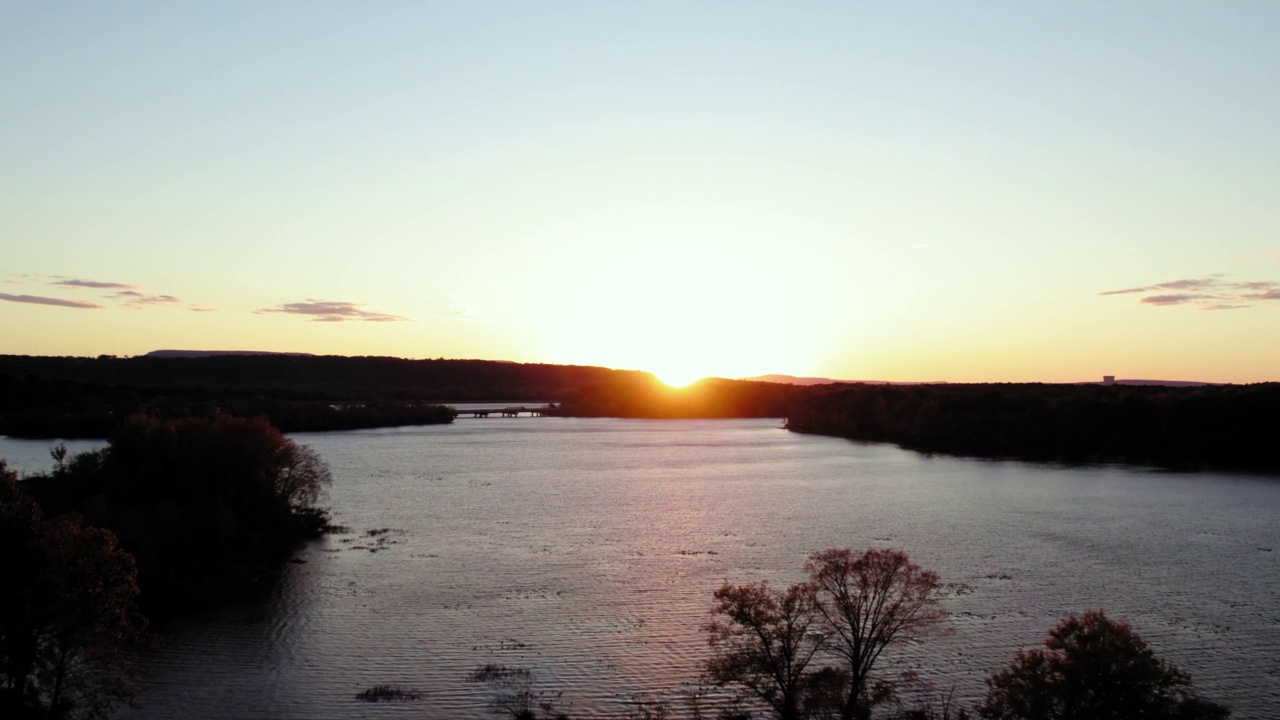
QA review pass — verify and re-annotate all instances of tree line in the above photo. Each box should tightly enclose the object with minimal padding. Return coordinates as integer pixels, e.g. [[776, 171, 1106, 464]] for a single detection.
[[2, 414, 333, 719], [0, 382, 456, 438], [0, 355, 827, 438], [0, 354, 645, 404], [557, 376, 823, 419], [10, 354, 1278, 476], [785, 383, 1280, 473]]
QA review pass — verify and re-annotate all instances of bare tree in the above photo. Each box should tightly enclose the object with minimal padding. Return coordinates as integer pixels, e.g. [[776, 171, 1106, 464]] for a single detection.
[[271, 441, 332, 510], [705, 549, 949, 720], [805, 548, 949, 720], [706, 580, 827, 720]]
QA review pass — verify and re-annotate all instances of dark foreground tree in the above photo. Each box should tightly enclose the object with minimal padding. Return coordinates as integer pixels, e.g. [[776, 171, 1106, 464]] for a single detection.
[[979, 610, 1229, 720], [807, 549, 949, 720], [24, 414, 333, 611], [706, 581, 827, 720], [0, 462, 149, 719], [706, 549, 949, 720]]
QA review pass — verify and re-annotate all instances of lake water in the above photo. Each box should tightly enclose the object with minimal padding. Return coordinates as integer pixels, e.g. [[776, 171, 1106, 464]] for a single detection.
[[4, 418, 1278, 719]]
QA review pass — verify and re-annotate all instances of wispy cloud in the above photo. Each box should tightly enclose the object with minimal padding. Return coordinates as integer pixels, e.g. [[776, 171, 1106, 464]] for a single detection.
[[188, 305, 218, 313], [0, 292, 103, 309], [255, 300, 411, 323], [113, 291, 182, 307], [1098, 277, 1222, 296], [1100, 276, 1280, 310], [9, 273, 206, 312], [443, 301, 497, 324], [1140, 294, 1213, 306], [51, 278, 138, 290]]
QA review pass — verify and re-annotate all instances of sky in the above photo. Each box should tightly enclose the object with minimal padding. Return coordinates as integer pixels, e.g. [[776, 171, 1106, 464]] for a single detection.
[[3, 2, 1279, 385]]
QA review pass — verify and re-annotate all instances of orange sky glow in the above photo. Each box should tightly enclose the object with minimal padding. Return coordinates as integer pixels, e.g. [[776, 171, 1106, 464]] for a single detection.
[[3, 4, 1279, 384]]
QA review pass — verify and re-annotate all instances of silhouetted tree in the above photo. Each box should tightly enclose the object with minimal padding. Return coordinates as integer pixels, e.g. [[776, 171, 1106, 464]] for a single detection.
[[706, 549, 949, 720], [978, 610, 1229, 720], [0, 462, 149, 719], [706, 581, 827, 720], [785, 383, 1280, 473], [806, 549, 949, 720], [25, 415, 334, 611]]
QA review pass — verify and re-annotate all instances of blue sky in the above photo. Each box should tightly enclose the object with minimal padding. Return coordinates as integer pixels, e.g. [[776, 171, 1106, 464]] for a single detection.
[[3, 2, 1279, 383]]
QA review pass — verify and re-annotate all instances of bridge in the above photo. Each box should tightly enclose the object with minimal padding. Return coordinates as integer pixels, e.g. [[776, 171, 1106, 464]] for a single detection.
[[455, 404, 560, 418]]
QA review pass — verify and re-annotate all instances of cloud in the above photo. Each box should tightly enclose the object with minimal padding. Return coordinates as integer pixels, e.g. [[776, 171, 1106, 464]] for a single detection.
[[1140, 294, 1213, 306], [188, 305, 218, 313], [255, 300, 411, 323], [1100, 276, 1280, 310], [94, 288, 185, 308], [121, 293, 182, 307], [11, 273, 203, 312], [1099, 278, 1220, 296], [51, 278, 138, 290], [418, 299, 497, 325], [1096, 286, 1146, 296], [0, 292, 103, 309]]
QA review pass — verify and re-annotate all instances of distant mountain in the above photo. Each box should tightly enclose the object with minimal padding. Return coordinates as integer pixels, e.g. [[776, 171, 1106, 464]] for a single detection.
[[743, 374, 944, 386], [750, 373, 1216, 388], [1085, 378, 1217, 387], [145, 350, 315, 358]]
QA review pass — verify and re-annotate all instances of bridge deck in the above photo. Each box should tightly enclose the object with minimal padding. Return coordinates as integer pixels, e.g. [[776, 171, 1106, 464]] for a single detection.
[[456, 405, 559, 418]]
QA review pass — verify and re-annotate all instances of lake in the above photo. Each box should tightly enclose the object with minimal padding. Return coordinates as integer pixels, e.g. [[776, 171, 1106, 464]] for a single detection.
[[3, 417, 1278, 718]]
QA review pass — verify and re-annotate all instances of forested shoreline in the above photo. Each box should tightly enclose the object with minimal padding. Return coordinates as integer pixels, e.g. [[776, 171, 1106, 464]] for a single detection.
[[5, 354, 1279, 475], [0, 354, 570, 437], [785, 383, 1280, 474], [2, 414, 334, 718], [18, 416, 334, 612], [0, 354, 822, 438]]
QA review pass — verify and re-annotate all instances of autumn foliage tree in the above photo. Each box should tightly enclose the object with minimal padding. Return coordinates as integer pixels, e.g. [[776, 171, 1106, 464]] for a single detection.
[[979, 610, 1229, 720], [24, 414, 333, 610], [0, 462, 149, 720], [706, 549, 949, 720]]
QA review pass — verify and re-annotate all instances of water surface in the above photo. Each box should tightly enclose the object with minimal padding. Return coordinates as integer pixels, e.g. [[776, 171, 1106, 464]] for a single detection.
[[4, 418, 1277, 718]]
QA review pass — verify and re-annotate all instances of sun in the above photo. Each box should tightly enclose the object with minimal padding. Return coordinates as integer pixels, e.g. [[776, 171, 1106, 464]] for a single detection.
[[655, 368, 707, 389]]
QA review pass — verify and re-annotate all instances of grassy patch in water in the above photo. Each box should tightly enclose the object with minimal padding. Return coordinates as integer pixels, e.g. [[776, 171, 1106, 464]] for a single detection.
[[356, 684, 422, 702]]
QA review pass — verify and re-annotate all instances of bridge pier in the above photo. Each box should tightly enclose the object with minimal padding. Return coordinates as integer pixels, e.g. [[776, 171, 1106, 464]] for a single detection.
[[456, 404, 559, 419]]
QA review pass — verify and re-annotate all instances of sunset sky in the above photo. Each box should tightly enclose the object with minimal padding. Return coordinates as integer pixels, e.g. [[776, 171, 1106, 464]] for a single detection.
[[4, 3, 1278, 384]]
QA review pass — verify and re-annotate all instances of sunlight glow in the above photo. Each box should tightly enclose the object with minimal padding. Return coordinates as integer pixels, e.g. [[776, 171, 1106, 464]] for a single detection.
[[529, 230, 822, 382], [654, 369, 706, 389]]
